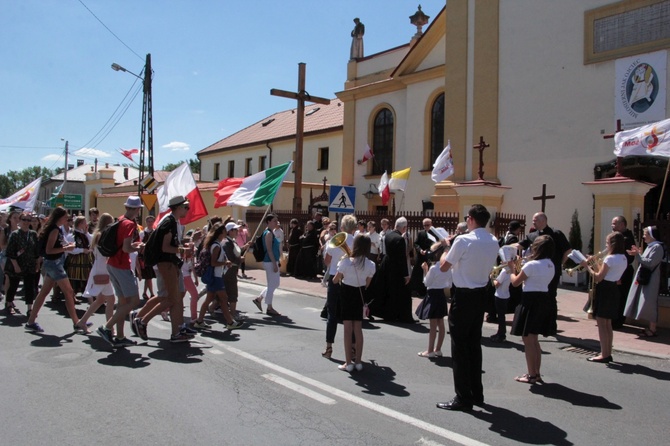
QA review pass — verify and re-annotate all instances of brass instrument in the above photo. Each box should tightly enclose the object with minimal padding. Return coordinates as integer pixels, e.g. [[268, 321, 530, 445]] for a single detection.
[[565, 250, 607, 277], [567, 249, 606, 318], [490, 256, 523, 281], [327, 232, 351, 257]]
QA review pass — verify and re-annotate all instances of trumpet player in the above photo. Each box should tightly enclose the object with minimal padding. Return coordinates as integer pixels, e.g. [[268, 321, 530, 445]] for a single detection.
[[580, 232, 627, 363]]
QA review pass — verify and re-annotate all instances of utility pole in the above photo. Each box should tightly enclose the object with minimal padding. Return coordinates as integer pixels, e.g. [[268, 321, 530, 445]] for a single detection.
[[61, 138, 69, 192]]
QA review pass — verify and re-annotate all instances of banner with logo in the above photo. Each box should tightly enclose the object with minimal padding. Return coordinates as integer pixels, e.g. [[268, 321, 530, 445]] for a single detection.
[[0, 177, 42, 212], [614, 118, 670, 158], [615, 50, 666, 128]]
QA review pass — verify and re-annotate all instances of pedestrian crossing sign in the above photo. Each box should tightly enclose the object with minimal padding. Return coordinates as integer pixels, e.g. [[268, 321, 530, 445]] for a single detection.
[[328, 185, 356, 213]]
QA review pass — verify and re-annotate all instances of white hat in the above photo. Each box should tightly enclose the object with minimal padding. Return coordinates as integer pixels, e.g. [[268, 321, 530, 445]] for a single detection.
[[225, 222, 241, 232], [124, 196, 144, 208]]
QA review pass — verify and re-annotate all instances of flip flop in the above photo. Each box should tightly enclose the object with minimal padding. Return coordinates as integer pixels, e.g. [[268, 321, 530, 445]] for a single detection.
[[266, 308, 282, 317], [252, 297, 263, 312]]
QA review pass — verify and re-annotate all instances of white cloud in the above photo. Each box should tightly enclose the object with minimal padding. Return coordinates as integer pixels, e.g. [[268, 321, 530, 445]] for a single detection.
[[42, 154, 62, 161], [73, 147, 112, 158], [162, 141, 190, 151]]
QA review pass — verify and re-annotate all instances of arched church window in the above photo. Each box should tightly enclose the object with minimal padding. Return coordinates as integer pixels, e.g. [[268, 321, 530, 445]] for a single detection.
[[430, 93, 445, 165], [372, 108, 393, 175]]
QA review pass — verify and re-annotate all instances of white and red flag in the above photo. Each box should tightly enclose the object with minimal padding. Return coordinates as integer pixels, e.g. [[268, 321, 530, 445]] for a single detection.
[[614, 118, 670, 157], [0, 177, 42, 212], [119, 148, 139, 162], [431, 140, 455, 183], [156, 162, 208, 225], [358, 144, 374, 165]]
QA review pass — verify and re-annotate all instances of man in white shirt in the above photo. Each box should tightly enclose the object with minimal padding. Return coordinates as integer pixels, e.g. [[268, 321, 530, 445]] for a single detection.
[[437, 204, 499, 411]]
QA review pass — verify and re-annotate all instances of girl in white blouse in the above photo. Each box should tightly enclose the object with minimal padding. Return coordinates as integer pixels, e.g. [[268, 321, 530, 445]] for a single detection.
[[333, 235, 376, 372], [581, 232, 628, 363], [509, 235, 555, 385]]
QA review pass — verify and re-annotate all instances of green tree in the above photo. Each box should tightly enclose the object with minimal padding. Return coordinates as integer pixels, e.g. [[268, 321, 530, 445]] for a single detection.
[[161, 158, 200, 174], [0, 166, 56, 198]]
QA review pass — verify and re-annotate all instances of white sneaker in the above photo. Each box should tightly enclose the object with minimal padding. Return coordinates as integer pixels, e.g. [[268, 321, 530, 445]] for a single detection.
[[354, 363, 363, 371], [338, 363, 355, 372]]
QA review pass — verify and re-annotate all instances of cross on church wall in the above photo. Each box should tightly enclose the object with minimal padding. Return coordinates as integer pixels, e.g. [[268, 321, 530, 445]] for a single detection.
[[271, 63, 330, 210], [473, 136, 490, 181], [533, 183, 556, 212]]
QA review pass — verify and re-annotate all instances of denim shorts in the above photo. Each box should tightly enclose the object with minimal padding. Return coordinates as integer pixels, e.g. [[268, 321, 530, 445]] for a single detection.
[[107, 264, 139, 299], [43, 257, 68, 281], [206, 276, 225, 293]]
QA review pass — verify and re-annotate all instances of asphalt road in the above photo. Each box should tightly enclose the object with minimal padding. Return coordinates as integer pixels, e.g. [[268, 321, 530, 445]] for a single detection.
[[2, 281, 668, 446]]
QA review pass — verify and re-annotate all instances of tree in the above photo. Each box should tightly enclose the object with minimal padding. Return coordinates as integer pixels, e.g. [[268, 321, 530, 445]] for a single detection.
[[161, 158, 200, 175], [0, 166, 56, 198]]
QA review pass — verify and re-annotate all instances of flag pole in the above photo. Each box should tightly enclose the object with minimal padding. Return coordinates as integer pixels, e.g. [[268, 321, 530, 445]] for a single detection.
[[655, 159, 670, 220], [248, 204, 273, 242]]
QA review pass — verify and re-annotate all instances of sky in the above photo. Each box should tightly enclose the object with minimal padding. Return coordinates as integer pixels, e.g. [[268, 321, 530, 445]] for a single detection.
[[0, 0, 443, 176]]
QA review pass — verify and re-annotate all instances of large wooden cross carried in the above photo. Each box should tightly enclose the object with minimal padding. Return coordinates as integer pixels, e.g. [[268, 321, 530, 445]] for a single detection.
[[271, 63, 330, 210]]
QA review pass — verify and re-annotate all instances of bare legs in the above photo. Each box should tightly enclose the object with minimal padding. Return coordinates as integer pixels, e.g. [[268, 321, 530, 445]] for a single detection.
[[28, 276, 81, 326], [342, 320, 364, 366]]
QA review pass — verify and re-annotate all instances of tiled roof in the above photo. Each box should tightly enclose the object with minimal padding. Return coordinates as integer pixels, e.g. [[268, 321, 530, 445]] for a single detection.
[[50, 164, 139, 184], [113, 170, 200, 187], [198, 98, 343, 155]]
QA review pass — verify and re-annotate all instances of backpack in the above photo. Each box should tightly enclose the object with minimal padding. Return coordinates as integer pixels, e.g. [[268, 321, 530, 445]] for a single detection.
[[97, 219, 123, 257], [194, 242, 215, 277], [142, 229, 161, 267], [252, 232, 269, 262]]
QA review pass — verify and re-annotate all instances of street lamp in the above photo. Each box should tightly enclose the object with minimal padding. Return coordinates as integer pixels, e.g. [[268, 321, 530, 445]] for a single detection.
[[111, 53, 154, 205]]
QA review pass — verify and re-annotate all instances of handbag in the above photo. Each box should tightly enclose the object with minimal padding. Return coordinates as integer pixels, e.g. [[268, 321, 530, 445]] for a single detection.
[[636, 265, 657, 285], [93, 274, 110, 285]]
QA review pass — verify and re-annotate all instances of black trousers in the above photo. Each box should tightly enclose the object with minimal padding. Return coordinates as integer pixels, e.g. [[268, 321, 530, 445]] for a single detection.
[[448, 286, 487, 404], [5, 273, 38, 306]]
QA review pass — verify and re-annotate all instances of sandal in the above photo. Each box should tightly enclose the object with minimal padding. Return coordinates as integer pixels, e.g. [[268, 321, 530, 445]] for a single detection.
[[639, 329, 658, 338], [418, 351, 437, 358], [535, 374, 544, 384], [266, 308, 281, 316], [252, 297, 263, 312], [514, 374, 537, 384], [321, 346, 333, 359]]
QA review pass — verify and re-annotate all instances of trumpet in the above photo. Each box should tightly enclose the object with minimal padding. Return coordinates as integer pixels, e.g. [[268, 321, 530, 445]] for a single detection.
[[327, 232, 351, 257], [564, 249, 607, 276], [490, 256, 523, 280]]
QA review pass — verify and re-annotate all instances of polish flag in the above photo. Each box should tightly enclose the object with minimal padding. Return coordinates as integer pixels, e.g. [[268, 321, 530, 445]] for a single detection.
[[358, 144, 374, 165], [156, 162, 208, 225], [119, 148, 139, 162], [378, 171, 390, 205]]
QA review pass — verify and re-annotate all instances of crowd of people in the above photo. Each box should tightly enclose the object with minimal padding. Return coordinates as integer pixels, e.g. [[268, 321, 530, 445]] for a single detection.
[[0, 200, 665, 412]]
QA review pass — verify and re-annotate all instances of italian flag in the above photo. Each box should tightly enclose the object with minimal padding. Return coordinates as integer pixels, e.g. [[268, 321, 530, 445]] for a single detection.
[[215, 161, 293, 207]]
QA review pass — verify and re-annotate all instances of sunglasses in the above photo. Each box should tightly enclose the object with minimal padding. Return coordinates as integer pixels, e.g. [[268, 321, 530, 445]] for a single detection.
[[183, 206, 190, 210], [21, 218, 32, 222]]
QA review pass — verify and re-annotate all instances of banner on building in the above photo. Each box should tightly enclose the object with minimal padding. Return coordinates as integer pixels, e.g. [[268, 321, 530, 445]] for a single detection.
[[615, 50, 666, 129], [614, 117, 670, 158]]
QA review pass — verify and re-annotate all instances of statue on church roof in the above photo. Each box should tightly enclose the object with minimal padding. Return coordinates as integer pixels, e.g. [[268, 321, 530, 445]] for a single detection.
[[350, 18, 365, 60]]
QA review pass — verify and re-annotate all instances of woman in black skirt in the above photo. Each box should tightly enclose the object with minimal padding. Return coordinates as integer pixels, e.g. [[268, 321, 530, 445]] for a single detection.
[[332, 235, 376, 372], [509, 235, 555, 385], [580, 232, 627, 363]]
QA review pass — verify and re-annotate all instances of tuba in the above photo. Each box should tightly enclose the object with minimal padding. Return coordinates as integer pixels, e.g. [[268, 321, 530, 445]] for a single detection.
[[327, 232, 351, 257]]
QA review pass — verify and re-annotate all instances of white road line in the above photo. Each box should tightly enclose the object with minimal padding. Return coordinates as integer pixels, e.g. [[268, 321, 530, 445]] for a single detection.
[[208, 349, 224, 355], [204, 338, 489, 446], [303, 307, 323, 312], [262, 373, 336, 405]]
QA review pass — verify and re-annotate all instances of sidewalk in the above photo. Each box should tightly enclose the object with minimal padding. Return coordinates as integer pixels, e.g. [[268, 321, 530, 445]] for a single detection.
[[239, 268, 670, 360]]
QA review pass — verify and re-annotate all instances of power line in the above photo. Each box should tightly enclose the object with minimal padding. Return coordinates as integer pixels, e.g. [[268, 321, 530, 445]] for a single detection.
[[77, 0, 144, 62]]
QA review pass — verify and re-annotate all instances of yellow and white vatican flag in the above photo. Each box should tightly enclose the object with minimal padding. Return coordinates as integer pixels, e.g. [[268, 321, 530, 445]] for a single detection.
[[0, 177, 42, 212], [614, 118, 670, 157], [431, 140, 455, 182], [389, 167, 411, 192]]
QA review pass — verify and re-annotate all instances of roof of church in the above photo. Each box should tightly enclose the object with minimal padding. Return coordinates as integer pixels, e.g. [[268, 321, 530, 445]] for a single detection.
[[198, 98, 343, 155]]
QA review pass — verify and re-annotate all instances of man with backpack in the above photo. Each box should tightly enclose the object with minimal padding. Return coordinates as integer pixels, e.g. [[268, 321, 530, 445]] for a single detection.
[[131, 195, 193, 343], [96, 196, 145, 347]]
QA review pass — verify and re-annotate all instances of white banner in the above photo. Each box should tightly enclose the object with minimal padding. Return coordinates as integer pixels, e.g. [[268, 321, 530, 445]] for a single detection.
[[0, 177, 42, 212], [614, 118, 670, 158], [615, 50, 666, 128]]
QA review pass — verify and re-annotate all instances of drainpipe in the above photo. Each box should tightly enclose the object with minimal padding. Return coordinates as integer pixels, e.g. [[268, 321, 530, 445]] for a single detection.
[[266, 141, 273, 168]]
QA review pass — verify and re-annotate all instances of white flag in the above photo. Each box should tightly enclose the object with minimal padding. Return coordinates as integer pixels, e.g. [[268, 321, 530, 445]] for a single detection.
[[0, 177, 42, 212], [614, 118, 670, 157], [431, 140, 455, 182]]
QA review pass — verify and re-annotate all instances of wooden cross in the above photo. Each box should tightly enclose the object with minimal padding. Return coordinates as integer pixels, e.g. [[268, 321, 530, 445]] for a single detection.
[[533, 183, 556, 212], [603, 119, 625, 177], [271, 63, 330, 210], [473, 136, 490, 181]]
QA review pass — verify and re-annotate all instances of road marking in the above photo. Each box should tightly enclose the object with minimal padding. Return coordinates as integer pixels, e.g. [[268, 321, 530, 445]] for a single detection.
[[208, 349, 224, 355], [204, 338, 489, 446], [417, 438, 447, 446], [262, 373, 336, 405], [303, 307, 323, 312]]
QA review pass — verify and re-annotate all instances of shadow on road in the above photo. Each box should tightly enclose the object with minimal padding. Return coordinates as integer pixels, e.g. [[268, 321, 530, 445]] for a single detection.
[[529, 383, 621, 409], [347, 359, 410, 397], [470, 403, 574, 445], [607, 361, 670, 381], [97, 347, 151, 368]]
